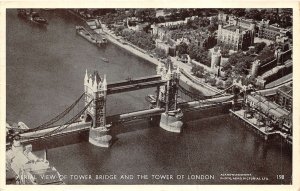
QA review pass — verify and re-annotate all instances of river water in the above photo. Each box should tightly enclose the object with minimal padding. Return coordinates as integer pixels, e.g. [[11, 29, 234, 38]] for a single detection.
[[6, 9, 292, 184]]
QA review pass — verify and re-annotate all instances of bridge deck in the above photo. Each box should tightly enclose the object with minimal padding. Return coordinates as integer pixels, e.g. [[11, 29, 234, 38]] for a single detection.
[[20, 121, 91, 143], [17, 108, 165, 143], [107, 80, 166, 94], [107, 75, 161, 89], [14, 95, 235, 145]]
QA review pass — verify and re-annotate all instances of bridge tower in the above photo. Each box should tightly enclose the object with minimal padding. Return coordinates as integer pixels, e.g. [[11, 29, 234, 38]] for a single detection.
[[156, 63, 183, 133], [84, 70, 112, 147]]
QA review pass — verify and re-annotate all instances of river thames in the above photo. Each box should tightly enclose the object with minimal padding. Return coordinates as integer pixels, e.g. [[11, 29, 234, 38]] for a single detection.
[[6, 9, 292, 184]]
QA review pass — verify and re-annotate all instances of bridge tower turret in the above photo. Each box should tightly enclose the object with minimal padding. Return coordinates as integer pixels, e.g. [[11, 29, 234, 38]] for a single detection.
[[157, 63, 183, 133], [84, 70, 112, 147]]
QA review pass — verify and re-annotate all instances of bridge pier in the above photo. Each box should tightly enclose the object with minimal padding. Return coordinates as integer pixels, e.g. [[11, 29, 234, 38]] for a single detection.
[[160, 110, 183, 133], [89, 125, 112, 148]]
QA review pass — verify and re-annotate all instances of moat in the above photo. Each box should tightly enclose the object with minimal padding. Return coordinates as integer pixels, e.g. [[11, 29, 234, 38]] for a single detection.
[[6, 9, 292, 184]]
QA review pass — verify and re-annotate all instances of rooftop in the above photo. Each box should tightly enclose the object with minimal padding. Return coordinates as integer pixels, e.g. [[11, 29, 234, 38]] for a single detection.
[[265, 25, 281, 32], [247, 94, 290, 118], [223, 25, 248, 32], [239, 19, 255, 25]]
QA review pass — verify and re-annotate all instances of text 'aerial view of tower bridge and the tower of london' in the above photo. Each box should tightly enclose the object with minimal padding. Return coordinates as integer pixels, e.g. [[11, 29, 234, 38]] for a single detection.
[[5, 8, 293, 185]]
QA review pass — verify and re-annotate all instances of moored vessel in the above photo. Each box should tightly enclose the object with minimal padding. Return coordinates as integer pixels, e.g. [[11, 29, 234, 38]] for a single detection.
[[17, 9, 48, 25], [76, 26, 107, 47], [101, 57, 109, 63]]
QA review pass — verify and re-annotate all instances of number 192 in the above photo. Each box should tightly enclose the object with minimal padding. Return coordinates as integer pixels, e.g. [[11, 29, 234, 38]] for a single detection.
[[277, 175, 284, 180]]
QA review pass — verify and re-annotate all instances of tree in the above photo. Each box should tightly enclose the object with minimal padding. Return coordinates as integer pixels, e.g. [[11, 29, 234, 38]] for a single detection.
[[208, 16, 219, 33], [207, 24, 218, 33], [115, 25, 125, 36], [157, 16, 165, 23], [165, 56, 173, 69], [256, 46, 275, 64], [176, 42, 188, 56], [233, 61, 248, 76], [279, 13, 292, 28], [221, 61, 232, 73], [204, 72, 211, 82], [154, 48, 167, 58], [216, 80, 224, 89], [209, 78, 217, 86], [248, 76, 257, 86], [225, 78, 233, 88], [135, 9, 156, 22], [191, 65, 204, 78], [254, 42, 266, 54], [220, 47, 230, 58], [231, 9, 246, 17], [245, 9, 262, 21], [121, 29, 155, 51]]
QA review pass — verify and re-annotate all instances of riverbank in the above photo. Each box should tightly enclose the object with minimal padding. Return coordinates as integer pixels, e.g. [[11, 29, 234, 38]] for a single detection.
[[67, 9, 221, 97], [99, 25, 218, 96]]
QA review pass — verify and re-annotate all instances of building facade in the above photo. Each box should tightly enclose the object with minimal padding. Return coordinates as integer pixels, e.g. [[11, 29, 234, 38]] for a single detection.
[[245, 94, 292, 131], [257, 19, 290, 41], [217, 20, 255, 51], [276, 84, 292, 112]]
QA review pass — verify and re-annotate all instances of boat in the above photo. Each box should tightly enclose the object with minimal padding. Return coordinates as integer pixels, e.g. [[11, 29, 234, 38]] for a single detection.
[[76, 26, 107, 47], [101, 57, 109, 63], [30, 12, 48, 25], [17, 9, 48, 25], [145, 94, 157, 104]]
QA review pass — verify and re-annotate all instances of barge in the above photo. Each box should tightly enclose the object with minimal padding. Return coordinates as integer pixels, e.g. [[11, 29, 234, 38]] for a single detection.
[[17, 9, 48, 25], [76, 26, 107, 47]]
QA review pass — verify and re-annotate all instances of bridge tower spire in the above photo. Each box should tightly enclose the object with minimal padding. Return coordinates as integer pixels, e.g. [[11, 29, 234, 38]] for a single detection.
[[84, 70, 112, 147], [157, 63, 183, 133]]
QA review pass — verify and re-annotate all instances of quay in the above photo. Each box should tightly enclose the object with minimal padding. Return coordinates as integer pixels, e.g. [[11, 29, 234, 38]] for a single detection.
[[6, 9, 294, 184], [65, 10, 222, 97], [96, 24, 218, 96], [76, 25, 107, 46], [230, 109, 292, 144]]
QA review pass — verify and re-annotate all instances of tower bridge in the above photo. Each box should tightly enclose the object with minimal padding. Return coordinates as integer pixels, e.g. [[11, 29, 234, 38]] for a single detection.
[[7, 63, 239, 149]]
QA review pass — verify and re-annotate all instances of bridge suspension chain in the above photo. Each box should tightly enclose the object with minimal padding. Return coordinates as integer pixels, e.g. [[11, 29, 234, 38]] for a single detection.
[[20, 99, 93, 140], [21, 92, 85, 133]]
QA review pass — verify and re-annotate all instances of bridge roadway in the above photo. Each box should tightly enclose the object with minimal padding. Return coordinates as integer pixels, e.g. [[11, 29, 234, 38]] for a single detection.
[[107, 80, 166, 95], [255, 79, 292, 97], [13, 97, 235, 146], [15, 108, 165, 145], [107, 75, 161, 89]]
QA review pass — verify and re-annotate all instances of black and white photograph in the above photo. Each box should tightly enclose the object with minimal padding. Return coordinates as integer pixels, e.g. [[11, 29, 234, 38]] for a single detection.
[[3, 4, 297, 187]]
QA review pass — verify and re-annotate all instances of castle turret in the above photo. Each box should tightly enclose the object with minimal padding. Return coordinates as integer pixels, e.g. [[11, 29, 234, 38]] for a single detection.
[[275, 48, 283, 65], [88, 75, 93, 92], [93, 75, 98, 92], [167, 62, 172, 80], [156, 62, 164, 76], [101, 74, 107, 91], [211, 50, 221, 69], [84, 69, 88, 86], [251, 59, 261, 77]]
